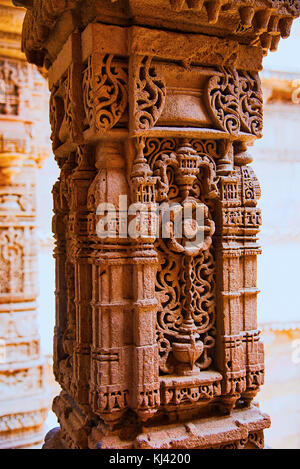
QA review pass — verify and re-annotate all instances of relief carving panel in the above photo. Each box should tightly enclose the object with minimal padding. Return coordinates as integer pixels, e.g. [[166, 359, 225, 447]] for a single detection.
[[206, 68, 263, 136]]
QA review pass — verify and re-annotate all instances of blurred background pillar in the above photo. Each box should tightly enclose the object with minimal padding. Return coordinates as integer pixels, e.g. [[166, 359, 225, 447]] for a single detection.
[[0, 0, 50, 449], [254, 63, 300, 449]]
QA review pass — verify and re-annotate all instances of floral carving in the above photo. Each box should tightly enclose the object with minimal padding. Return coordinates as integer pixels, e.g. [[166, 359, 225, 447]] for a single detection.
[[83, 54, 128, 132], [144, 138, 218, 375], [132, 56, 166, 131], [161, 379, 222, 406], [239, 71, 263, 136], [0, 228, 24, 294], [0, 61, 19, 116], [49, 86, 64, 150], [155, 242, 217, 374], [206, 68, 263, 137]]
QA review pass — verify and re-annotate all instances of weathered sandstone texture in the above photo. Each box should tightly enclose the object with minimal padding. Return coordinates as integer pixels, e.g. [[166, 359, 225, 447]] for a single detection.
[[0, 1, 50, 449], [13, 0, 300, 449]]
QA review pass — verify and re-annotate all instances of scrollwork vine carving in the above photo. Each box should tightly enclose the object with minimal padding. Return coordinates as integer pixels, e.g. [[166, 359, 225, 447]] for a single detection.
[[206, 68, 263, 137], [206, 69, 240, 135]]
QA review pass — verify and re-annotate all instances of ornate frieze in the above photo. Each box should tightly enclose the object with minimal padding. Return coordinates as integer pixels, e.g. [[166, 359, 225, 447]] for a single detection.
[[160, 371, 222, 409]]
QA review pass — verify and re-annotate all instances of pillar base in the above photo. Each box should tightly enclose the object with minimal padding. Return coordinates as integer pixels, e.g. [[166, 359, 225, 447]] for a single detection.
[[43, 406, 270, 450], [43, 428, 65, 449]]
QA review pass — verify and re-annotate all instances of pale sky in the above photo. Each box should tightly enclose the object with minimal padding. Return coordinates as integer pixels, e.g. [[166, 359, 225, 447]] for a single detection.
[[263, 18, 300, 73]]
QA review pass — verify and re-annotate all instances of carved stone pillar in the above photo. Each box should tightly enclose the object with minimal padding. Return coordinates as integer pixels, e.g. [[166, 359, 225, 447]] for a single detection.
[[0, 2, 49, 449], [14, 0, 300, 450]]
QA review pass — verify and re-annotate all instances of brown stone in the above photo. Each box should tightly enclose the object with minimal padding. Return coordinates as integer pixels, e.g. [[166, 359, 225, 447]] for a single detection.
[[13, 0, 300, 449]]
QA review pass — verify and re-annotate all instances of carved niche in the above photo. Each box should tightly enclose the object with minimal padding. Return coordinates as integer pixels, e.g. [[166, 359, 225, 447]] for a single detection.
[[45, 26, 268, 443], [0, 61, 20, 116]]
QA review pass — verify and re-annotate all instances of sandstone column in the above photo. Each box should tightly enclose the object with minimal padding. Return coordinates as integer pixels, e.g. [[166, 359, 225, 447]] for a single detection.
[[0, 1, 49, 449], [14, 0, 300, 450]]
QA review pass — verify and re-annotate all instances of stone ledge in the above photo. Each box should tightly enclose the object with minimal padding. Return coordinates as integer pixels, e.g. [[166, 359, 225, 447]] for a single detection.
[[133, 406, 271, 449]]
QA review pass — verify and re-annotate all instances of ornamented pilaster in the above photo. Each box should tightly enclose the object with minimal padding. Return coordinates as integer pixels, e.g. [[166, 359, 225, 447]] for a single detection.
[[13, 0, 300, 449], [0, 1, 50, 449]]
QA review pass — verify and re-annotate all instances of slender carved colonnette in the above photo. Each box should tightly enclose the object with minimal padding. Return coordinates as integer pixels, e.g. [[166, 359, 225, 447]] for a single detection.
[[14, 0, 300, 449]]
